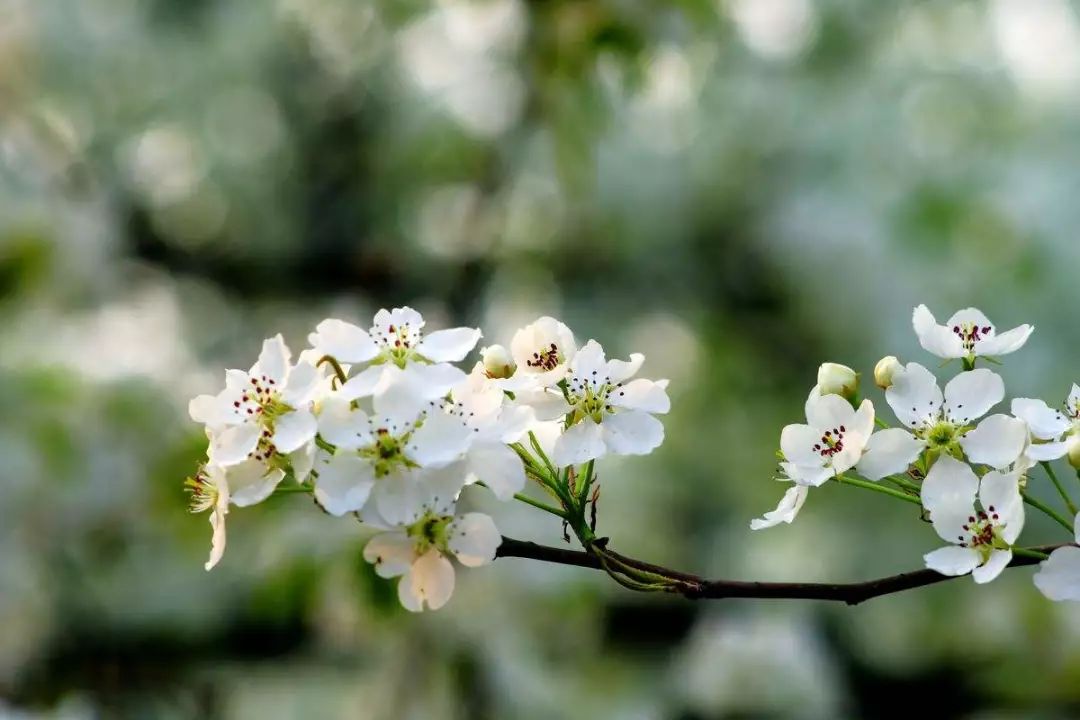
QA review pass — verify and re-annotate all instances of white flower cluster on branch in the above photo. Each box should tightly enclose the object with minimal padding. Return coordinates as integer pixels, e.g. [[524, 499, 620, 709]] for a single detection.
[[187, 310, 669, 610], [753, 305, 1080, 601]]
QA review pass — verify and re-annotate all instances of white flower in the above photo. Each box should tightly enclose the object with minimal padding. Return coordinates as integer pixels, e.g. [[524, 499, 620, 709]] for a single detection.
[[189, 335, 321, 472], [480, 344, 516, 379], [913, 305, 1033, 361], [309, 307, 482, 367], [921, 455, 1024, 583], [1033, 512, 1080, 601], [855, 362, 1026, 480], [187, 465, 231, 571], [546, 340, 670, 466], [361, 475, 501, 612], [779, 389, 874, 487], [817, 363, 858, 403], [434, 369, 536, 500], [750, 481, 809, 530], [874, 356, 901, 390], [1011, 385, 1080, 463], [509, 316, 577, 388], [313, 371, 473, 522]]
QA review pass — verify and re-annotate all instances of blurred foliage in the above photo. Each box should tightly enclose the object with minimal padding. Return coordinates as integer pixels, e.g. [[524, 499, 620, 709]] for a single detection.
[[4, 0, 1080, 717]]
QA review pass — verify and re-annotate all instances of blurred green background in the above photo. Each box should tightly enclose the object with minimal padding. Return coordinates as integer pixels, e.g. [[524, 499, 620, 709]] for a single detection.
[[3, 0, 1080, 717]]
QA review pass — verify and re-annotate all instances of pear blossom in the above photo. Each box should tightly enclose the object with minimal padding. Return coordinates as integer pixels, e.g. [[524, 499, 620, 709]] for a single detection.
[[913, 305, 1033, 361], [779, 389, 874, 487], [312, 373, 473, 522], [874, 356, 901, 390], [361, 471, 501, 612], [543, 340, 670, 467], [817, 363, 858, 403], [922, 455, 1024, 583], [1033, 512, 1080, 601], [309, 307, 482, 366], [855, 362, 1026, 480], [509, 316, 577, 388], [189, 335, 322, 474], [480, 344, 516, 379], [430, 369, 536, 500], [1011, 385, 1080, 463], [750, 480, 809, 530], [187, 464, 231, 571]]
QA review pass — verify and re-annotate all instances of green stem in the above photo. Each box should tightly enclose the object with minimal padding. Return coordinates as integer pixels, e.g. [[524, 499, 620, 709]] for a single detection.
[[834, 474, 922, 505], [961, 356, 976, 371], [874, 417, 891, 429], [885, 474, 920, 493], [528, 431, 558, 478], [1022, 491, 1075, 534], [315, 435, 336, 453], [477, 481, 567, 518], [1012, 547, 1051, 561], [1042, 461, 1078, 516], [578, 459, 596, 502], [317, 354, 349, 386]]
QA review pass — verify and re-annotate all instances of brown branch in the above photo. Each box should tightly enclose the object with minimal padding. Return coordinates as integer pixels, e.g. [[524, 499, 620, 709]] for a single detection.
[[496, 537, 1067, 606]]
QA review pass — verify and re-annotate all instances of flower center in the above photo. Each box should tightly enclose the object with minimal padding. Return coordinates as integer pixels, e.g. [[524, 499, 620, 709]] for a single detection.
[[233, 374, 289, 424], [958, 505, 1006, 556], [812, 425, 847, 459], [406, 511, 453, 554], [527, 343, 563, 371], [924, 421, 957, 449], [566, 368, 625, 423], [951, 322, 992, 354], [186, 468, 220, 513], [372, 322, 424, 368]]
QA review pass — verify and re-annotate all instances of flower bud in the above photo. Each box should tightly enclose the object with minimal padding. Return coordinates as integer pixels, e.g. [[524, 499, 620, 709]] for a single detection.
[[481, 344, 516, 379], [874, 356, 901, 390], [1068, 440, 1080, 471], [817, 362, 858, 403]]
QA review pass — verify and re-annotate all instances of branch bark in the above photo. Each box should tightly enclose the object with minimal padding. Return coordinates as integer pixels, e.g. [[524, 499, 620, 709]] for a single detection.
[[496, 537, 1066, 606]]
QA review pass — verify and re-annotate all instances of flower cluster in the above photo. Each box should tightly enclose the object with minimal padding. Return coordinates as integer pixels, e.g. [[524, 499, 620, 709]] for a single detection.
[[187, 310, 669, 610], [754, 305, 1080, 600]]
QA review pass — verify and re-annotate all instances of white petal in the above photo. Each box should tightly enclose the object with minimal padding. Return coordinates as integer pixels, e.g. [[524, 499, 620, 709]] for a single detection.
[[1034, 547, 1080, 601], [601, 410, 665, 456], [281, 362, 320, 407], [189, 394, 227, 427], [362, 531, 416, 578], [783, 462, 833, 488], [372, 470, 428, 525], [924, 545, 981, 576], [1027, 440, 1069, 462], [921, 455, 979, 542], [913, 305, 965, 359], [273, 410, 318, 454], [804, 393, 856, 434], [943, 368, 1004, 424], [313, 454, 375, 516], [229, 461, 286, 506], [750, 485, 809, 530], [399, 549, 455, 612], [607, 353, 644, 384], [510, 316, 576, 379], [1011, 398, 1070, 440], [855, 429, 925, 481], [516, 389, 572, 422], [448, 512, 501, 567], [317, 396, 373, 450], [494, 403, 536, 444], [308, 319, 379, 363], [255, 334, 291, 384], [979, 469, 1024, 544], [977, 324, 1033, 357], [465, 442, 525, 500], [210, 424, 261, 466], [551, 420, 606, 466], [886, 362, 943, 429], [851, 400, 875, 446], [1073, 510, 1080, 546], [205, 502, 228, 571], [403, 363, 469, 398], [959, 414, 1027, 469], [416, 327, 482, 363], [973, 549, 1012, 584], [610, 378, 670, 413], [409, 411, 473, 468], [290, 442, 316, 483], [339, 365, 386, 401], [780, 423, 827, 466]]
